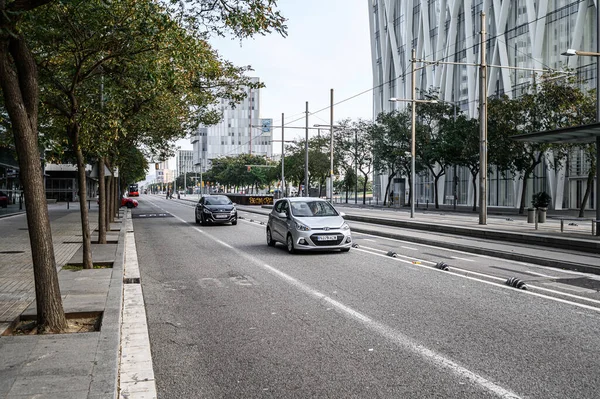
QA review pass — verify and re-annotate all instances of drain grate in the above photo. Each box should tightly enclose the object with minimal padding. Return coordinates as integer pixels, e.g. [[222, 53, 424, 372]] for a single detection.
[[0, 251, 25, 254], [123, 277, 140, 284], [553, 277, 600, 290]]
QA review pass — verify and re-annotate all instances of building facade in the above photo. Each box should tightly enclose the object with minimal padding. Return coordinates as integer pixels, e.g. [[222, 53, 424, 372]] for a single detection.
[[369, 0, 597, 210], [176, 150, 194, 177], [190, 77, 273, 172]]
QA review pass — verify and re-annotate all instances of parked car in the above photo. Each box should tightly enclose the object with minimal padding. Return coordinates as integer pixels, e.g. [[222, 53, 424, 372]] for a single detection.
[[266, 197, 352, 254], [0, 191, 8, 208], [195, 195, 237, 225], [121, 197, 138, 208]]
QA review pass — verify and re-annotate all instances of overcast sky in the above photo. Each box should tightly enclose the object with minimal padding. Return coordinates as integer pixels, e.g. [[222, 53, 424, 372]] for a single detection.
[[176, 0, 373, 153]]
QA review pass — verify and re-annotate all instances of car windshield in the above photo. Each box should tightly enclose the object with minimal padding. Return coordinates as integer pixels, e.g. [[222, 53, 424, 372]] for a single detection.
[[204, 196, 232, 206], [290, 201, 338, 217]]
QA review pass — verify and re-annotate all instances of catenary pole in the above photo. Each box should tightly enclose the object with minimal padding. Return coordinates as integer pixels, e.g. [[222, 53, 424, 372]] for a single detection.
[[479, 11, 488, 225], [305, 101, 309, 197], [281, 113, 285, 197], [330, 89, 334, 203], [410, 48, 416, 218]]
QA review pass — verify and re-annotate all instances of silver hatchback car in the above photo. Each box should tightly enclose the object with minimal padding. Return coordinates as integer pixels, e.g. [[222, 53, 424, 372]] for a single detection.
[[266, 197, 352, 253]]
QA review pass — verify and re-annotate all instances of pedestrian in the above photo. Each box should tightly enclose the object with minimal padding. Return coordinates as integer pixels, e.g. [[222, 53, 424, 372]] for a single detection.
[[389, 189, 394, 206]]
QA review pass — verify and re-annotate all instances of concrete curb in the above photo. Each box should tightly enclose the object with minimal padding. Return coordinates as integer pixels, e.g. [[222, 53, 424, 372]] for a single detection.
[[239, 205, 600, 275], [88, 211, 127, 398], [349, 226, 600, 276], [344, 214, 600, 254]]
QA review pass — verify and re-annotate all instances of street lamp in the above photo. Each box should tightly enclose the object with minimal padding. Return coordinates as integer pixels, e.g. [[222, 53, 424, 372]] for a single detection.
[[390, 49, 438, 219]]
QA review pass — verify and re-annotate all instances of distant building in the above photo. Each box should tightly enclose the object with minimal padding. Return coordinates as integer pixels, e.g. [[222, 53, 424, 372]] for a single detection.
[[176, 150, 194, 177], [369, 0, 597, 210], [191, 77, 273, 172]]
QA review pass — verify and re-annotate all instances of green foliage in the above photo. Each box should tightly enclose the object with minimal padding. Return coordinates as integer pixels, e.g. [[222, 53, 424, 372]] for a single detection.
[[531, 191, 551, 208]]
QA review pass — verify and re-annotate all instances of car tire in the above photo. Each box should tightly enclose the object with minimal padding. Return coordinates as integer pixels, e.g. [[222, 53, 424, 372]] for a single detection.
[[126, 202, 134, 209], [266, 228, 276, 247], [231, 219, 237, 226], [200, 214, 205, 226], [286, 234, 295, 254], [195, 212, 200, 224], [341, 248, 350, 252]]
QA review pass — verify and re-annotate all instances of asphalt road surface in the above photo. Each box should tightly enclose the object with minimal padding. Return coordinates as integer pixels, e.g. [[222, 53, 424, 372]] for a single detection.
[[132, 195, 600, 399]]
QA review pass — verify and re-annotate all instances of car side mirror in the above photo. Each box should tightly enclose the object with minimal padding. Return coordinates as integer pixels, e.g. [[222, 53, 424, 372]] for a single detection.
[[277, 212, 287, 218], [339, 212, 346, 217]]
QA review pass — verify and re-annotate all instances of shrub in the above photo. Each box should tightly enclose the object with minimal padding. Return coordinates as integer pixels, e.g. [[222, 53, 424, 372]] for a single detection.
[[532, 191, 551, 208]]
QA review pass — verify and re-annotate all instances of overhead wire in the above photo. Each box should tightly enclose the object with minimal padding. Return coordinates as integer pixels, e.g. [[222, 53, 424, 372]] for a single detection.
[[216, 2, 585, 157]]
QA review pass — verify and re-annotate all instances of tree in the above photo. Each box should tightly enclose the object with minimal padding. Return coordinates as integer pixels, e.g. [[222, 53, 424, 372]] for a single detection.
[[0, 0, 287, 333], [488, 76, 595, 214], [444, 114, 480, 210], [415, 98, 456, 208], [372, 110, 413, 206]]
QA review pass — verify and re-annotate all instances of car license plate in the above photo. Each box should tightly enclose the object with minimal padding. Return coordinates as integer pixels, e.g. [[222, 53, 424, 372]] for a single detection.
[[215, 214, 229, 219], [317, 235, 337, 241]]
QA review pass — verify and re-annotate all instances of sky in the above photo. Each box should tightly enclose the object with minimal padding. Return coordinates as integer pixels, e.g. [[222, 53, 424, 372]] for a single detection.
[[174, 0, 373, 156]]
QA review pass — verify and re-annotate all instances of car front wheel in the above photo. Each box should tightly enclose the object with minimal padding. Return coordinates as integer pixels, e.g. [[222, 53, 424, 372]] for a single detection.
[[286, 234, 295, 254], [266, 228, 275, 247]]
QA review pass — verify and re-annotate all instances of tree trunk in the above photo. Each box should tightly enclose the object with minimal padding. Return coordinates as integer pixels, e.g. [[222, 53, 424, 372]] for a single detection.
[[0, 34, 67, 332], [68, 123, 93, 269], [362, 173, 368, 205], [472, 172, 478, 212], [433, 174, 440, 209], [98, 159, 106, 244], [384, 171, 396, 207], [579, 168, 595, 217], [519, 170, 531, 215]]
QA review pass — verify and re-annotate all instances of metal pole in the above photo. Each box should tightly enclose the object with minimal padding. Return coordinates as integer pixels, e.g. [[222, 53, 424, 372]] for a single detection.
[[453, 103, 457, 210], [305, 101, 309, 197], [479, 11, 488, 225], [281, 112, 285, 198], [330, 88, 334, 203], [596, 2, 600, 235], [355, 129, 358, 204], [249, 87, 252, 155], [411, 48, 416, 218]]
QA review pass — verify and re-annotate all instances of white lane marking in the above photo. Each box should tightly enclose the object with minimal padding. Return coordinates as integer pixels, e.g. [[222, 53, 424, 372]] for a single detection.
[[401, 245, 418, 250], [361, 238, 376, 242], [172, 213, 522, 398], [353, 247, 600, 312], [359, 245, 435, 265], [525, 271, 558, 278], [230, 220, 600, 308], [451, 256, 474, 262], [352, 231, 598, 277]]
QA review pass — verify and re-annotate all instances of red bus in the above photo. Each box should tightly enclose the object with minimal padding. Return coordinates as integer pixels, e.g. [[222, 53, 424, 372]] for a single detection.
[[128, 184, 139, 197]]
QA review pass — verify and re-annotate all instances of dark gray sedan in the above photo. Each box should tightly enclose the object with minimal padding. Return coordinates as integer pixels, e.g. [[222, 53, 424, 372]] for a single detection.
[[195, 195, 238, 226]]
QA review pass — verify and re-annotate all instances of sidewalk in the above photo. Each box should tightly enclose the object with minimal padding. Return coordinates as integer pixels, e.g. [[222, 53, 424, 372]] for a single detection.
[[0, 204, 126, 399]]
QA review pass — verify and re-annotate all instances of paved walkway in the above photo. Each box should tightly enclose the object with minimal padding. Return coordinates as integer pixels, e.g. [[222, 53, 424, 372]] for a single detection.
[[0, 203, 128, 399]]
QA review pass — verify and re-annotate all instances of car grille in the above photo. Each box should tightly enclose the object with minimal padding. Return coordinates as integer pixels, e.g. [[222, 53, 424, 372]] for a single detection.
[[310, 233, 344, 246]]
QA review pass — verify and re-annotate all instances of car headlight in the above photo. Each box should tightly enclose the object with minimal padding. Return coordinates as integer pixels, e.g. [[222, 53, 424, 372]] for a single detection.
[[230, 208, 236, 214], [341, 222, 350, 230], [203, 208, 211, 214], [295, 221, 311, 231]]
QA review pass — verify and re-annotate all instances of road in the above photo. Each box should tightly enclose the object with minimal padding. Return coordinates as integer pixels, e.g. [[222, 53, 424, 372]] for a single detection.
[[131, 195, 600, 398]]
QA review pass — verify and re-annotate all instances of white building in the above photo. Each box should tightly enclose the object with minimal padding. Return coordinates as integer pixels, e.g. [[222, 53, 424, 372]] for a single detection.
[[191, 77, 273, 172], [369, 0, 597, 210], [176, 150, 194, 177]]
